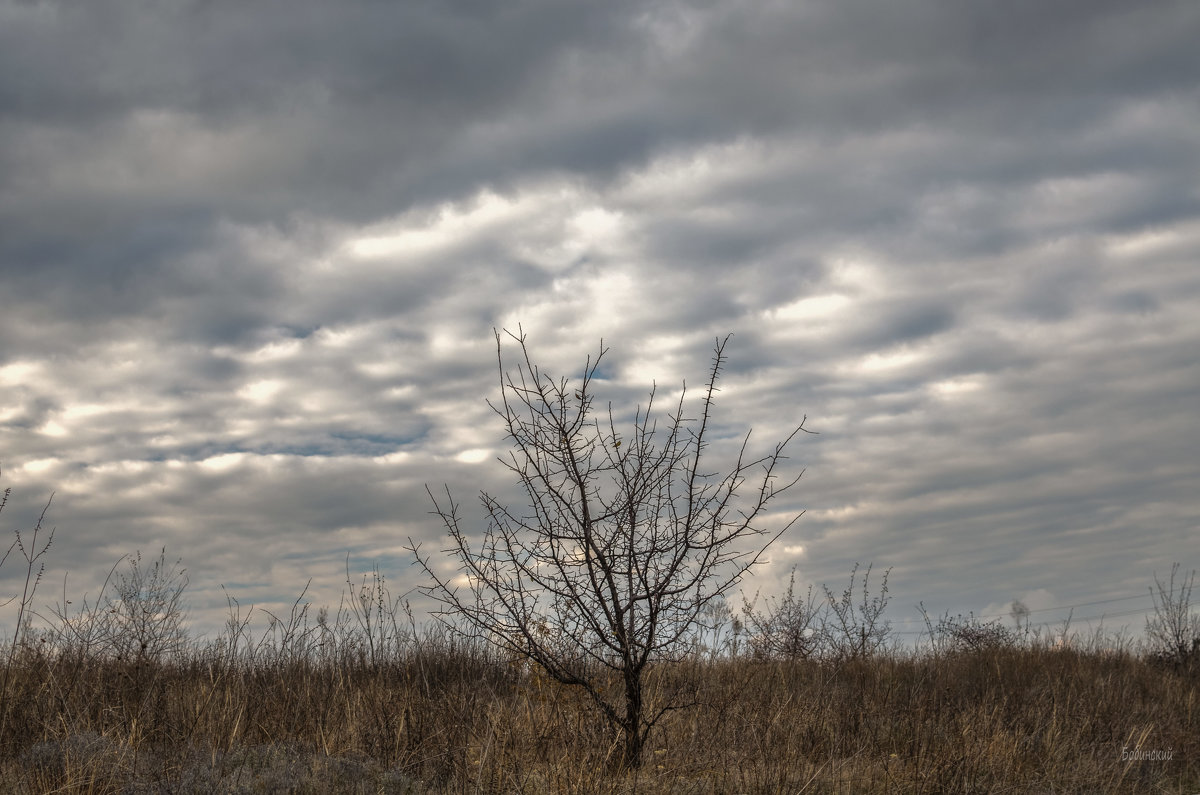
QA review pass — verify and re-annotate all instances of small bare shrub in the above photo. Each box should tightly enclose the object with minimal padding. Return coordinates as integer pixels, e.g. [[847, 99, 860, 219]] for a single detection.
[[50, 548, 189, 668], [923, 608, 1019, 654], [741, 567, 826, 660], [820, 562, 892, 660], [105, 549, 189, 666], [1145, 562, 1200, 671]]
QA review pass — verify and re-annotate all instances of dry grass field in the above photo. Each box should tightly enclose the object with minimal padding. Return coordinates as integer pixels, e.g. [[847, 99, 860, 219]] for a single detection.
[[2, 497, 1196, 792], [0, 625, 1196, 793]]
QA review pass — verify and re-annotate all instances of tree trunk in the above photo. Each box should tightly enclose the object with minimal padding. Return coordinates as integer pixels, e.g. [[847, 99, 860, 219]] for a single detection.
[[621, 668, 644, 768]]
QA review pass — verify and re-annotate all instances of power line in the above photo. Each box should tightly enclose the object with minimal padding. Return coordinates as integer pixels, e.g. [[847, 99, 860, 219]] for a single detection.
[[893, 602, 1161, 636], [1011, 593, 1153, 615], [937, 592, 1153, 623]]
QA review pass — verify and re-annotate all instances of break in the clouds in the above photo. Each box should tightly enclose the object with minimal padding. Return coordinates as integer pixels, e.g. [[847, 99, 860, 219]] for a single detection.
[[1, 0, 1198, 638]]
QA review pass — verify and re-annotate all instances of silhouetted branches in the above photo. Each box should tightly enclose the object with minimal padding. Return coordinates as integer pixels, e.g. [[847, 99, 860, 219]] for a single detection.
[[411, 329, 812, 767]]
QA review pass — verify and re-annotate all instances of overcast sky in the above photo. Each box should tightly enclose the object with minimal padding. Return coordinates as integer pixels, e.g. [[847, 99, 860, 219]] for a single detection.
[[2, 0, 1198, 643]]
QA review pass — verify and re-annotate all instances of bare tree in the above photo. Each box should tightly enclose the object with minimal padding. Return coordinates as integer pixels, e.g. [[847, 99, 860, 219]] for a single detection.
[[410, 329, 812, 768]]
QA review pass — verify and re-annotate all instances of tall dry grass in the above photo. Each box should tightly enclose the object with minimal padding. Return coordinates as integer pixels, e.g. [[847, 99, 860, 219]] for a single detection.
[[1, 489, 1196, 792], [0, 624, 1196, 793]]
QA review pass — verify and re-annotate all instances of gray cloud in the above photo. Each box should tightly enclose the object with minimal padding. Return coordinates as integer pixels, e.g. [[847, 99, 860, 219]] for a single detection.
[[1, 0, 1198, 639]]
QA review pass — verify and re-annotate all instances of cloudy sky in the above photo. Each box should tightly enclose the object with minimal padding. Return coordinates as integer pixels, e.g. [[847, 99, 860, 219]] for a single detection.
[[2, 0, 1198, 643]]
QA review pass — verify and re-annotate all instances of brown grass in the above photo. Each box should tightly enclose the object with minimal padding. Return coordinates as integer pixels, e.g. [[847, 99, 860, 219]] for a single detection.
[[0, 634, 1195, 793]]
